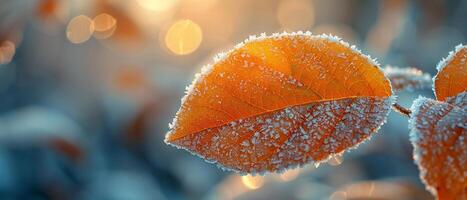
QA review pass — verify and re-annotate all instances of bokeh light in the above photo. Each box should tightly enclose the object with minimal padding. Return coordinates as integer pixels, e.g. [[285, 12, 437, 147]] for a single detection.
[[181, 0, 218, 12], [164, 19, 203, 55], [93, 13, 117, 39], [241, 175, 264, 190], [0, 41, 15, 65], [137, 0, 178, 12], [93, 13, 117, 32], [66, 15, 94, 44], [277, 0, 315, 31]]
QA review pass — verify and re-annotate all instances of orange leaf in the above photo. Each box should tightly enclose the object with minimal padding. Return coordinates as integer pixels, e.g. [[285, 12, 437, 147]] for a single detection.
[[409, 94, 466, 200], [166, 33, 393, 174], [410, 44, 467, 200], [434, 45, 467, 101]]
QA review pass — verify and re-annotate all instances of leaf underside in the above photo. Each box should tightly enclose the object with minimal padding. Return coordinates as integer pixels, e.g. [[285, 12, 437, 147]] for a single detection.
[[410, 93, 466, 200], [171, 96, 393, 174]]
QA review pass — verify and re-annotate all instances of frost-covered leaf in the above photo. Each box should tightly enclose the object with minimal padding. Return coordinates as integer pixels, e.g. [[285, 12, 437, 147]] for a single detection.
[[409, 94, 466, 200], [383, 65, 432, 92], [165, 32, 393, 174], [434, 44, 467, 101], [409, 44, 467, 200]]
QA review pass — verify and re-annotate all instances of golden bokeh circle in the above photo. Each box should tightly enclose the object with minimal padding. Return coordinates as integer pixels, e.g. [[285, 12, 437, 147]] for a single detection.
[[164, 19, 203, 55], [66, 15, 94, 44]]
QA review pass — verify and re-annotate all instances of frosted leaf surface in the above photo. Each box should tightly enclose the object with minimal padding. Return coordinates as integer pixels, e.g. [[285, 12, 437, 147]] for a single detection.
[[165, 32, 393, 174], [409, 93, 466, 199], [383, 65, 432, 92], [170, 96, 393, 174]]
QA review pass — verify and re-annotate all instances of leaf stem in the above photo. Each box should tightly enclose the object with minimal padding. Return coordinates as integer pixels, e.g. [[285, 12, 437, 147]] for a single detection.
[[392, 103, 411, 118]]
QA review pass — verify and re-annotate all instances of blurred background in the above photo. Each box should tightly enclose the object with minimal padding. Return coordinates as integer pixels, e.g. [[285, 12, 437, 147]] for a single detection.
[[0, 0, 465, 199]]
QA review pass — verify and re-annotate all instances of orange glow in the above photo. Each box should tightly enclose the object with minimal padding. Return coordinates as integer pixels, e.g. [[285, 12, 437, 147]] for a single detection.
[[164, 20, 203, 55], [93, 13, 117, 39], [129, 1, 175, 28], [37, 0, 69, 22], [66, 15, 94, 44], [112, 67, 147, 91], [187, 4, 235, 47], [277, 0, 315, 31], [241, 175, 264, 190], [93, 13, 116, 32], [182, 0, 218, 12], [37, 0, 58, 18], [0, 41, 16, 65]]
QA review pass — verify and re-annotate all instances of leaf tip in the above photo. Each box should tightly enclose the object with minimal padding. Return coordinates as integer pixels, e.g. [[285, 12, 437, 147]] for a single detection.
[[436, 43, 466, 71]]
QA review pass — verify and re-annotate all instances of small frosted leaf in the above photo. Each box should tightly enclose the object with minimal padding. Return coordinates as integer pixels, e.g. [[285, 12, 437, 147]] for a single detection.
[[383, 65, 432, 92], [434, 44, 467, 101], [165, 32, 393, 174], [409, 94, 466, 199]]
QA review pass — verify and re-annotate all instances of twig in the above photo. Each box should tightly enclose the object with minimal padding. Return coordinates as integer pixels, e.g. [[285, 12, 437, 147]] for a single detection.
[[392, 103, 411, 118]]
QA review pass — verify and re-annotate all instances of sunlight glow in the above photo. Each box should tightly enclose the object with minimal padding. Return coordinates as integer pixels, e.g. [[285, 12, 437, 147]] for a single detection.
[[241, 175, 264, 190], [165, 19, 203, 55], [137, 0, 178, 12], [277, 0, 315, 31]]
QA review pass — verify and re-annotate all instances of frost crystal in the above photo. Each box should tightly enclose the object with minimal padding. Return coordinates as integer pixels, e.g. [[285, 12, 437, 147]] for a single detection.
[[383, 65, 432, 91], [170, 96, 394, 174], [436, 44, 466, 71]]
